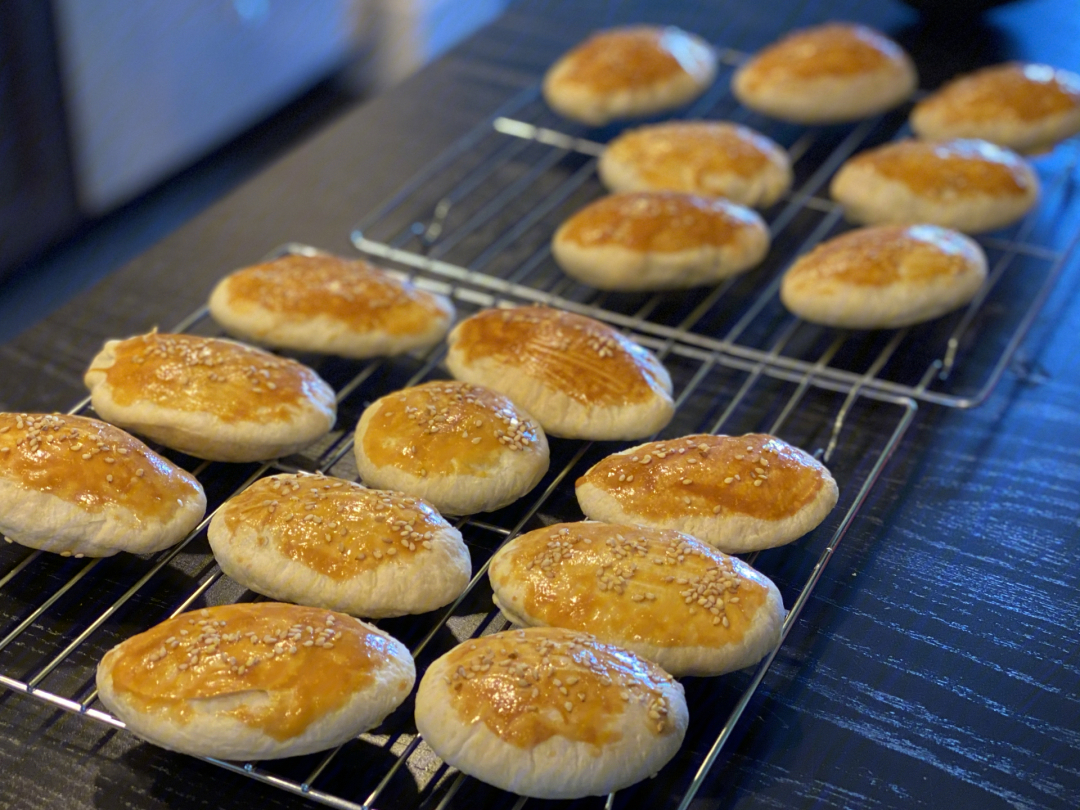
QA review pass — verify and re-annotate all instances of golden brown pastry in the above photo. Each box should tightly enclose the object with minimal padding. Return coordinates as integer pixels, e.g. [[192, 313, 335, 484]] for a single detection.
[[732, 22, 917, 124], [97, 602, 415, 760], [911, 62, 1080, 154], [489, 521, 784, 676], [414, 626, 688, 799], [575, 433, 838, 554], [779, 224, 987, 329], [84, 332, 336, 462], [444, 306, 674, 441], [543, 25, 717, 125], [551, 191, 770, 291], [598, 120, 793, 208], [208, 253, 454, 358], [353, 381, 549, 515], [0, 412, 205, 557], [830, 138, 1040, 233], [207, 473, 471, 618]]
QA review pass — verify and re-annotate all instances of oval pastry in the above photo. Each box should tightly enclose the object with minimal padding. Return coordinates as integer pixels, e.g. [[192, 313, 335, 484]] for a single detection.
[[353, 381, 549, 515], [732, 22, 917, 124], [575, 433, 839, 554], [208, 253, 455, 358], [97, 602, 415, 760], [911, 62, 1080, 154], [489, 521, 784, 677], [84, 332, 337, 462], [542, 25, 717, 125], [830, 138, 1040, 233], [0, 413, 206, 557], [207, 473, 471, 618], [779, 224, 987, 329], [444, 306, 674, 441], [598, 120, 793, 208], [414, 626, 688, 799], [552, 192, 770, 291]]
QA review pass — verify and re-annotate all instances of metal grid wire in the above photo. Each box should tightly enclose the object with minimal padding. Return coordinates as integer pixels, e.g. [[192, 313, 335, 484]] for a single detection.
[[0, 242, 915, 809], [351, 54, 1080, 410]]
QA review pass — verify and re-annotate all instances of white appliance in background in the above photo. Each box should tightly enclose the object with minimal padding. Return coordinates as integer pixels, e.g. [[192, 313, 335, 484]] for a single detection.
[[369, 0, 510, 89], [50, 0, 508, 217]]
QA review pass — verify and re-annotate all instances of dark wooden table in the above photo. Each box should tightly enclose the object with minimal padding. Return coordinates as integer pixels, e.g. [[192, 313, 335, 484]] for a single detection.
[[2, 1, 1078, 808]]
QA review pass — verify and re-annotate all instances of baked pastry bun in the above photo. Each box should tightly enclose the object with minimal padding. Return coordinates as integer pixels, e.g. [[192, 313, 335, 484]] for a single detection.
[[84, 332, 337, 462], [780, 224, 987, 329], [207, 473, 471, 618], [353, 381, 549, 515], [911, 62, 1080, 154], [97, 602, 415, 760], [830, 138, 1040, 233], [208, 253, 454, 359], [0, 413, 205, 558], [552, 191, 770, 291], [575, 433, 838, 554], [444, 306, 674, 441], [598, 120, 793, 208], [543, 25, 716, 126], [414, 626, 688, 799], [732, 23, 917, 124], [489, 521, 784, 677]]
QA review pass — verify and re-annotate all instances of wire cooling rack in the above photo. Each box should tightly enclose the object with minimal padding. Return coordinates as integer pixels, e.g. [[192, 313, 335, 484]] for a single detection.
[[6, 27, 1075, 810], [351, 56, 1080, 410], [0, 240, 915, 809]]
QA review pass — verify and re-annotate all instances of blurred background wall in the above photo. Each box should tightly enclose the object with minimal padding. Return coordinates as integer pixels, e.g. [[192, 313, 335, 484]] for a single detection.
[[0, 0, 509, 278]]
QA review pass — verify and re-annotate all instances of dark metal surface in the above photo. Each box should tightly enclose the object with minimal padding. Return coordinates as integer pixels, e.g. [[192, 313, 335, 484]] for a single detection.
[[1, 1, 1078, 809]]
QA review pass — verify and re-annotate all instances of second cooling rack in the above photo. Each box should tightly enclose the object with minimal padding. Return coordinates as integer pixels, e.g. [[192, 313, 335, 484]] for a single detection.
[[0, 242, 915, 810]]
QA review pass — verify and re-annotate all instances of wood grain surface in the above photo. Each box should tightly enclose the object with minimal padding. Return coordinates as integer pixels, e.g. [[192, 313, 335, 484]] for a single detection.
[[1, 1, 1078, 809]]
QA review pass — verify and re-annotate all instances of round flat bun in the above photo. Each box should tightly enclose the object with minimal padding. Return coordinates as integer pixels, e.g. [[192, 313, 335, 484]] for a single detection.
[[910, 62, 1080, 154], [598, 120, 793, 208], [208, 253, 454, 359], [489, 521, 784, 677], [97, 602, 415, 760], [353, 381, 549, 515], [207, 473, 471, 618], [444, 306, 674, 441], [414, 626, 687, 799], [552, 192, 770, 291], [780, 224, 987, 329], [575, 434, 838, 554], [84, 332, 337, 462], [732, 23, 917, 124], [830, 138, 1040, 233], [543, 25, 717, 125], [0, 413, 206, 558]]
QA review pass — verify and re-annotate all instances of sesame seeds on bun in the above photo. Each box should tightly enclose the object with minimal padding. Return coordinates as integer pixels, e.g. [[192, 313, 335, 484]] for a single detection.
[[84, 332, 336, 462]]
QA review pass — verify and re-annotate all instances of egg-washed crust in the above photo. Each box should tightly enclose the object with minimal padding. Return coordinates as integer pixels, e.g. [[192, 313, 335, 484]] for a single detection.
[[353, 381, 550, 515], [543, 25, 717, 126], [0, 413, 206, 557], [208, 253, 455, 359], [830, 138, 1040, 233], [414, 626, 688, 799], [208, 473, 470, 618], [445, 306, 674, 441], [779, 224, 988, 329], [910, 62, 1080, 155], [84, 332, 337, 462], [598, 120, 793, 208], [732, 22, 917, 124], [575, 434, 839, 554], [489, 521, 784, 677], [552, 192, 770, 291], [96, 602, 415, 761]]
